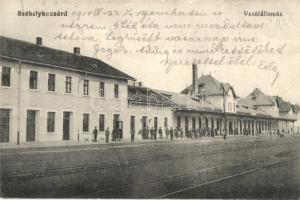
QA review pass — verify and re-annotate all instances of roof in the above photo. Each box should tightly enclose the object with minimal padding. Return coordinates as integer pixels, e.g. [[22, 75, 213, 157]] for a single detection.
[[245, 88, 276, 106], [153, 89, 222, 111], [181, 74, 237, 98], [276, 96, 294, 113], [292, 104, 300, 113], [236, 98, 271, 116], [128, 86, 173, 107], [0, 36, 135, 81], [237, 98, 254, 108]]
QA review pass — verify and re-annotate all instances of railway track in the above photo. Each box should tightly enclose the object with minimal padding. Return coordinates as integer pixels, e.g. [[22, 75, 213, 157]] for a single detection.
[[1, 139, 296, 182], [158, 157, 298, 198], [1, 137, 299, 198], [77, 149, 300, 198]]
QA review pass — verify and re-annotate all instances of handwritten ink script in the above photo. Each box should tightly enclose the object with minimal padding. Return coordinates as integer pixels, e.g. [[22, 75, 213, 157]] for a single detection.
[[53, 7, 287, 85]]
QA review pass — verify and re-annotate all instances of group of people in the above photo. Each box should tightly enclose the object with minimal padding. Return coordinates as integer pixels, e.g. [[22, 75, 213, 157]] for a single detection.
[[136, 127, 222, 141], [91, 125, 290, 144], [90, 126, 225, 144], [137, 127, 163, 140], [92, 126, 111, 143]]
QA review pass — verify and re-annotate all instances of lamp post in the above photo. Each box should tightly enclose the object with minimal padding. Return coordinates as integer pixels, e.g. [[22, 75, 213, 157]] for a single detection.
[[220, 83, 228, 139]]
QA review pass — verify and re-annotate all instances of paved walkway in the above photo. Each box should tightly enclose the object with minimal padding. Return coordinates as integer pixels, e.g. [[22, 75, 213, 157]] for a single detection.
[[0, 135, 262, 150]]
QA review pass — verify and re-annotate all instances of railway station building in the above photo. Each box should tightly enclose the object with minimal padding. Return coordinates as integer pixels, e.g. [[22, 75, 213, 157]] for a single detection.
[[0, 36, 135, 143], [0, 36, 298, 144]]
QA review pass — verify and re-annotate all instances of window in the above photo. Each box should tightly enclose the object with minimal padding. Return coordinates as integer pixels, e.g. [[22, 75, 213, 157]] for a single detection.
[[1, 67, 11, 87], [233, 103, 236, 112], [99, 82, 105, 97], [164, 117, 168, 128], [228, 102, 232, 112], [48, 74, 55, 91], [99, 114, 105, 131], [29, 71, 38, 89], [83, 114, 89, 132], [47, 112, 55, 132], [130, 116, 135, 131], [83, 80, 89, 95], [114, 84, 119, 98], [65, 76, 72, 93], [142, 116, 147, 130]]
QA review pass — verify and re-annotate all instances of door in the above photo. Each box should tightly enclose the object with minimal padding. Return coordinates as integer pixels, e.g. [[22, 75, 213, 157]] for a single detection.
[[154, 117, 158, 131], [185, 117, 189, 132], [63, 112, 70, 140], [117, 121, 123, 138], [0, 109, 10, 142], [130, 116, 135, 131], [26, 110, 36, 141], [142, 116, 147, 130], [113, 114, 123, 139]]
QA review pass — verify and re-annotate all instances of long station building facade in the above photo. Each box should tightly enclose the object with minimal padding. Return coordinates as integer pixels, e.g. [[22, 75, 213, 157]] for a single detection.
[[0, 36, 298, 144]]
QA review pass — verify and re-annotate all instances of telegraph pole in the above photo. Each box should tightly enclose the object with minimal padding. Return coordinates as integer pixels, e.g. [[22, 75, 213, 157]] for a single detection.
[[221, 84, 228, 139]]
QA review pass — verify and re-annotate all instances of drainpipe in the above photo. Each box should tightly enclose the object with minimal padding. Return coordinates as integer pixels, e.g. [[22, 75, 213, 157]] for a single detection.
[[17, 61, 21, 145]]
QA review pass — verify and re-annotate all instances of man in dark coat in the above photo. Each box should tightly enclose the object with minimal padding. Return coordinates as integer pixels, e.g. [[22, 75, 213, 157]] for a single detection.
[[175, 128, 178, 139], [158, 127, 163, 139], [170, 127, 174, 140], [130, 128, 135, 143], [146, 127, 150, 139], [165, 127, 169, 139], [150, 127, 154, 140], [180, 127, 183, 138], [154, 128, 157, 140], [105, 127, 110, 143], [93, 126, 98, 142]]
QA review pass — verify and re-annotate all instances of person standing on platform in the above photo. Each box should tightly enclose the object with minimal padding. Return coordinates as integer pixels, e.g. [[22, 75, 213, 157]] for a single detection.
[[165, 127, 169, 139], [170, 127, 174, 140], [93, 126, 98, 142], [146, 127, 150, 139], [180, 127, 183, 138], [158, 127, 163, 139], [195, 128, 199, 139], [130, 128, 135, 143], [105, 127, 110, 143], [175, 128, 178, 139], [150, 127, 154, 140]]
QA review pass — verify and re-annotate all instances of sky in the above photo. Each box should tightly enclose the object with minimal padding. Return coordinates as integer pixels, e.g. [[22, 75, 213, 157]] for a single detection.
[[1, 0, 300, 105]]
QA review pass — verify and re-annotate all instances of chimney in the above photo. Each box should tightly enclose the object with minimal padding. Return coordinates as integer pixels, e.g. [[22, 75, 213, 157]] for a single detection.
[[73, 47, 80, 55], [36, 37, 42, 46], [192, 63, 198, 95]]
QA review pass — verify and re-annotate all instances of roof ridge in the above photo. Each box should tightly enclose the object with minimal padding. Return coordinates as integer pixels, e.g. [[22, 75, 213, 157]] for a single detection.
[[0, 36, 135, 80]]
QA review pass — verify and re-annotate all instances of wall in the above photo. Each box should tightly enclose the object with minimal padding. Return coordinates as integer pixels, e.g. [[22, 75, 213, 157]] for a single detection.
[[0, 58, 128, 144], [205, 89, 236, 113], [124, 104, 173, 138]]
